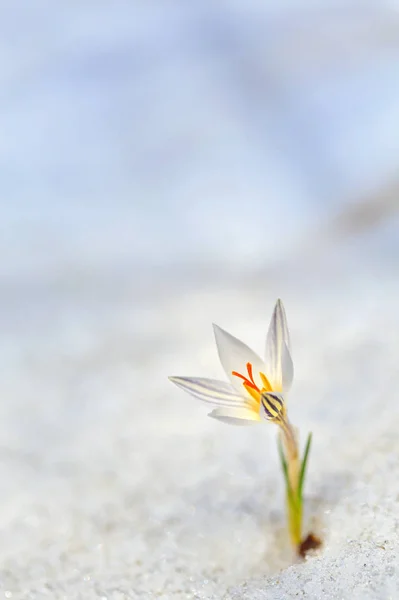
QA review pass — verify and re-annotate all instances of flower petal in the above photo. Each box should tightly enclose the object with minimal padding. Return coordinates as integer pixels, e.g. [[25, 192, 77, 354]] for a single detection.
[[281, 342, 294, 392], [208, 406, 261, 426], [168, 376, 251, 407], [212, 324, 265, 393], [264, 299, 294, 392]]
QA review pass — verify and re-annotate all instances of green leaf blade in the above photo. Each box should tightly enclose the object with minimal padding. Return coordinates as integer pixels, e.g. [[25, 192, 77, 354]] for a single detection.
[[298, 432, 313, 503]]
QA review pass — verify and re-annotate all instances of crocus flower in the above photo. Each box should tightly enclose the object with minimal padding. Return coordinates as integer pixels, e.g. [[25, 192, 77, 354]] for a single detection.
[[169, 299, 318, 554], [169, 299, 293, 428]]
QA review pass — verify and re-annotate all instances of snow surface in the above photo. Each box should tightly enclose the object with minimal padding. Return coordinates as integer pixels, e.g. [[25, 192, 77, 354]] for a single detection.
[[2, 247, 399, 599], [2, 1, 399, 599]]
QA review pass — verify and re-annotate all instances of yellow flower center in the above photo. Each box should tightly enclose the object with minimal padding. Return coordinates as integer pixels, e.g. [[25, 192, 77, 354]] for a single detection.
[[232, 362, 285, 422], [232, 362, 272, 405]]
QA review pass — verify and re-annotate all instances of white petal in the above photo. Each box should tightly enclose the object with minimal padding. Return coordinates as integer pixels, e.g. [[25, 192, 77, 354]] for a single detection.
[[168, 376, 250, 407], [212, 324, 265, 393], [208, 407, 261, 426], [265, 299, 294, 392], [281, 342, 294, 392]]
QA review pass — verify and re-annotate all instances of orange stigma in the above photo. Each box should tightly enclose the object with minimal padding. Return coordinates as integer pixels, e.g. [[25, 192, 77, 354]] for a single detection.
[[232, 363, 272, 406], [232, 362, 259, 391]]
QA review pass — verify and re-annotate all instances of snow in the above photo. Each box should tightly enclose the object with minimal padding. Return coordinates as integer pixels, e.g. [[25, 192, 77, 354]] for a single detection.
[[1, 1, 399, 598]]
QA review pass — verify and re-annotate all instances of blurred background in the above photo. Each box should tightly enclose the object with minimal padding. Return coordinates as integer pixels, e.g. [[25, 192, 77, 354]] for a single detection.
[[1, 1, 399, 597]]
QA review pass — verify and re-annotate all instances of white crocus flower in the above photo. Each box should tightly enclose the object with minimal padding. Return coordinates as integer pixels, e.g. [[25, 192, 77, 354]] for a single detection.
[[169, 299, 294, 427], [170, 299, 318, 555]]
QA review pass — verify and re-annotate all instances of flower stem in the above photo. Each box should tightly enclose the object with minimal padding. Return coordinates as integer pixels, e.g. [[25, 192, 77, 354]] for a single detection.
[[277, 425, 313, 552]]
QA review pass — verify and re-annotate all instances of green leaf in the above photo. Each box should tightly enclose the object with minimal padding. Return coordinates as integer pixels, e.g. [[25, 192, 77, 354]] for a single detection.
[[298, 432, 312, 503]]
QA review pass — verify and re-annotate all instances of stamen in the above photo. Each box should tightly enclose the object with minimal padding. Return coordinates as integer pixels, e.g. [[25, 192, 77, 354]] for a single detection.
[[260, 372, 272, 392], [232, 362, 273, 396], [244, 383, 261, 403]]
